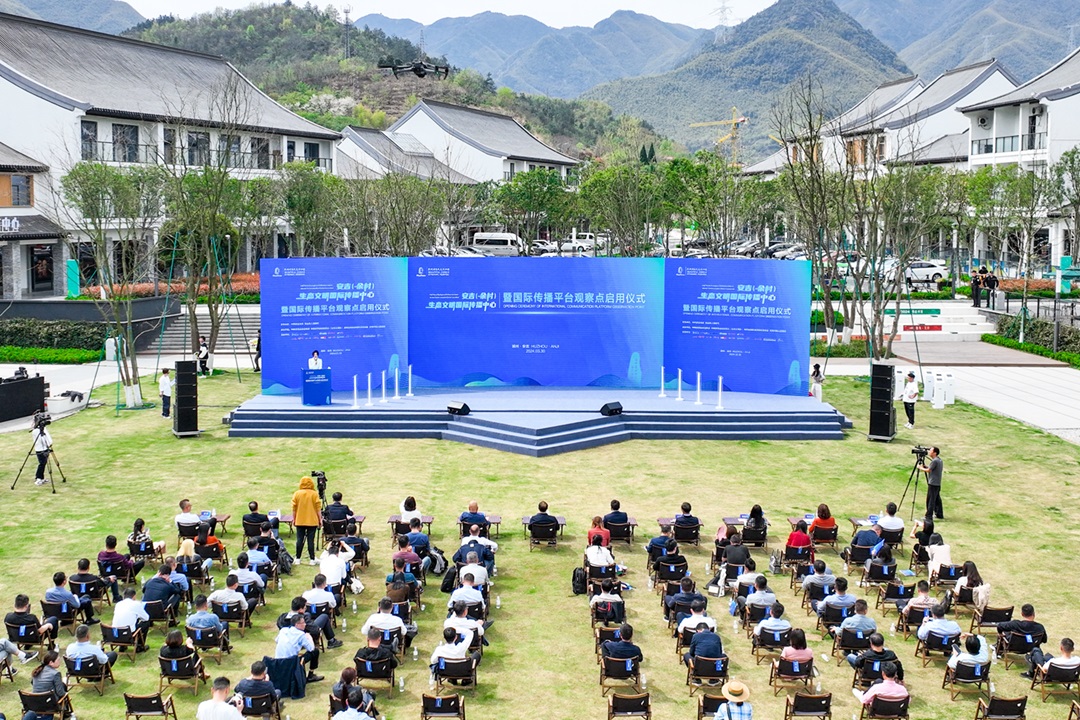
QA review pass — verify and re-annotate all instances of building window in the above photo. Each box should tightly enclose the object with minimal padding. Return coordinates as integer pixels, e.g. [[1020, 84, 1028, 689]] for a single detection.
[[10, 175, 32, 206], [113, 124, 139, 163], [303, 142, 320, 162], [219, 134, 241, 166], [187, 131, 210, 166], [81, 120, 98, 161], [163, 128, 176, 164], [29, 244, 53, 293], [252, 137, 271, 169], [287, 141, 296, 163]]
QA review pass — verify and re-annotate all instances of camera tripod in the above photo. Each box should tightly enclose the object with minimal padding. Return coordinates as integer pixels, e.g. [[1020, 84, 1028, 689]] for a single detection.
[[898, 453, 925, 521], [11, 427, 67, 494]]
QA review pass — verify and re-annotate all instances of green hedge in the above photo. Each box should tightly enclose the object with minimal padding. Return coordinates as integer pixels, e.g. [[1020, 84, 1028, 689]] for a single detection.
[[812, 290, 956, 301], [981, 333, 1080, 369], [810, 310, 845, 326], [0, 319, 107, 351], [995, 315, 1080, 355], [196, 293, 260, 304], [0, 346, 101, 364], [809, 339, 896, 358]]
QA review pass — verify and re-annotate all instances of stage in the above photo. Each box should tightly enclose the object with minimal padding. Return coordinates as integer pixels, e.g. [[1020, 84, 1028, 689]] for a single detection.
[[229, 387, 852, 456]]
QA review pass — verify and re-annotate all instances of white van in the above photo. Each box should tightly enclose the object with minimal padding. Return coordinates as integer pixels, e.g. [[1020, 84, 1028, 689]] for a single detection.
[[469, 232, 523, 256]]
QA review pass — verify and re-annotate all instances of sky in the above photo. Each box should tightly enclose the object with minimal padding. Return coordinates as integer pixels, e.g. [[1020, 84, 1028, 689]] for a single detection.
[[123, 0, 778, 29]]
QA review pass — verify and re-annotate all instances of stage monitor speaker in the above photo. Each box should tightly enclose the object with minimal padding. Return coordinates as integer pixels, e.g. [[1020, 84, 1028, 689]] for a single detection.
[[447, 401, 470, 416], [868, 363, 895, 441], [173, 360, 199, 435], [600, 401, 623, 416]]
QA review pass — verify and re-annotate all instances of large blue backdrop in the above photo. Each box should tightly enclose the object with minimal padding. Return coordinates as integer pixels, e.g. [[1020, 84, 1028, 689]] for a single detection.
[[260, 257, 809, 396]]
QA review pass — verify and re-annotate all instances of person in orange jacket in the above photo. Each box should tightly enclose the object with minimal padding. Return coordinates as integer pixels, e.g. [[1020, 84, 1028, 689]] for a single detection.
[[292, 476, 322, 565]]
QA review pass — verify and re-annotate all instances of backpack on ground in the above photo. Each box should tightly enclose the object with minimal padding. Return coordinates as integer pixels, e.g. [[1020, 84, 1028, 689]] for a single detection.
[[572, 566, 587, 595], [440, 566, 458, 594], [428, 546, 448, 575]]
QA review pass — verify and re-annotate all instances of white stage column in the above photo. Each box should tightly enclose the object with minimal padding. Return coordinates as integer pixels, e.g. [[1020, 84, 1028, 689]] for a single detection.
[[407, 364, 414, 397], [658, 365, 667, 398], [352, 375, 358, 408], [716, 375, 724, 410], [366, 373, 373, 407], [380, 370, 387, 403], [394, 368, 401, 400], [676, 369, 684, 401], [695, 371, 702, 405]]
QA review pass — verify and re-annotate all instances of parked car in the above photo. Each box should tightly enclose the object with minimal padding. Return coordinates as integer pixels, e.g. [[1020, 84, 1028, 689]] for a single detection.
[[468, 232, 523, 256], [559, 233, 596, 253], [453, 246, 487, 257], [531, 239, 559, 255], [906, 259, 949, 283]]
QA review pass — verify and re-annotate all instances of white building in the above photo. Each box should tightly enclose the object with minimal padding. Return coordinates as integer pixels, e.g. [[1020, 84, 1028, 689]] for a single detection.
[[0, 12, 341, 296], [388, 99, 577, 183], [338, 126, 477, 183]]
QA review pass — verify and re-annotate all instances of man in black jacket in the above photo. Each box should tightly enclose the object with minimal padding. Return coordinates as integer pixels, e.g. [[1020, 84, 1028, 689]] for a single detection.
[[234, 660, 281, 702], [355, 626, 399, 668], [142, 565, 183, 616], [601, 623, 643, 660], [849, 632, 905, 681]]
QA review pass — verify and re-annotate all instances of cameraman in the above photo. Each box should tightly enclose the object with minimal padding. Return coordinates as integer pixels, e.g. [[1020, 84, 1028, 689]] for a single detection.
[[918, 446, 944, 520], [31, 415, 52, 486]]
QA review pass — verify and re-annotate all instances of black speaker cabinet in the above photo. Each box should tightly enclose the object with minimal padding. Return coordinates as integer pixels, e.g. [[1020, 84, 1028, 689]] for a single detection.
[[173, 360, 200, 436], [868, 363, 895, 441], [447, 401, 470, 416], [600, 401, 623, 416]]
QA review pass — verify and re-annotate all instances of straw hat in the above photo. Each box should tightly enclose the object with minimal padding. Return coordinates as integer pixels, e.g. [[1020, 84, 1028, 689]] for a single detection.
[[722, 680, 750, 702]]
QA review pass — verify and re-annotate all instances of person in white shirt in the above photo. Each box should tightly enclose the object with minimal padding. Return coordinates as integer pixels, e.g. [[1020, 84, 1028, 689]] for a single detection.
[[585, 535, 615, 567], [275, 614, 322, 682], [302, 574, 338, 614], [307, 350, 323, 370], [158, 368, 174, 418], [176, 498, 217, 535], [447, 574, 485, 610], [361, 597, 406, 636], [399, 496, 422, 524], [318, 541, 354, 589], [460, 552, 488, 587], [444, 601, 486, 639], [196, 676, 244, 720], [877, 502, 905, 533], [429, 626, 480, 670], [31, 423, 53, 485], [461, 524, 498, 554], [112, 588, 151, 651], [208, 575, 249, 613], [901, 371, 919, 429], [234, 553, 265, 590], [589, 579, 623, 608], [676, 600, 716, 634]]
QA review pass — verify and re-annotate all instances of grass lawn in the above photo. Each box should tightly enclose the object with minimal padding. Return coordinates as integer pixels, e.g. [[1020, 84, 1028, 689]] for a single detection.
[[0, 370, 1078, 720]]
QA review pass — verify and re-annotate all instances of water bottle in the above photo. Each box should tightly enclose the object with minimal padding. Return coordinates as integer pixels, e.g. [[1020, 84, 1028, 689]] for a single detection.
[[641, 673, 647, 689], [496, 595, 502, 609], [815, 680, 822, 693], [212, 508, 217, 517], [428, 674, 435, 689], [277, 578, 282, 591], [398, 676, 405, 693], [647, 578, 654, 591], [341, 618, 347, 631], [352, 599, 358, 613], [420, 604, 426, 612], [412, 646, 419, 661]]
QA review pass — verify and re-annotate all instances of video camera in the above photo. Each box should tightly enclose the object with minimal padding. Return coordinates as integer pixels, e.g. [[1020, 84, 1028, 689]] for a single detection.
[[33, 411, 52, 431], [911, 445, 930, 459], [311, 470, 327, 499]]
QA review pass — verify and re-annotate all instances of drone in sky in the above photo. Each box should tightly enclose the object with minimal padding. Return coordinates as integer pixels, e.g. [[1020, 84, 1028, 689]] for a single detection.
[[378, 59, 450, 80]]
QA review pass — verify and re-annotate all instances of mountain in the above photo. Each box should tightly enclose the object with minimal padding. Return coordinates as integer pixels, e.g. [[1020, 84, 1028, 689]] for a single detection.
[[835, 0, 1076, 82], [585, 0, 911, 162], [0, 0, 143, 34], [357, 10, 713, 98]]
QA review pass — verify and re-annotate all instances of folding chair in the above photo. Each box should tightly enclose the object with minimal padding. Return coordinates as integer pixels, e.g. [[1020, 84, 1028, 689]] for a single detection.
[[354, 656, 396, 698], [699, 695, 727, 720], [1068, 700, 1079, 720], [909, 544, 930, 575], [1031, 663, 1080, 702], [898, 607, 932, 640], [41, 599, 79, 636], [250, 561, 279, 592], [19, 690, 74, 719], [175, 561, 210, 594], [7, 620, 53, 655], [65, 654, 116, 695], [741, 525, 768, 549], [670, 600, 696, 629], [71, 576, 111, 612], [673, 523, 702, 547], [459, 521, 488, 538], [817, 604, 852, 633], [144, 600, 178, 637], [812, 525, 839, 552], [596, 626, 622, 659], [158, 654, 206, 695], [102, 623, 143, 662], [195, 542, 229, 570], [212, 601, 250, 638], [645, 543, 666, 575], [742, 604, 770, 637], [421, 692, 466, 720], [844, 546, 873, 573], [996, 631, 1046, 671], [784, 691, 832, 719], [879, 528, 904, 554], [388, 600, 413, 625], [242, 521, 264, 539], [239, 582, 264, 612], [930, 564, 963, 588], [674, 626, 696, 656], [782, 545, 812, 570], [391, 520, 411, 547], [686, 655, 728, 695], [124, 691, 179, 720], [876, 583, 914, 616], [600, 655, 641, 696], [606, 522, 634, 546], [593, 600, 625, 628], [186, 625, 228, 665], [176, 522, 199, 545], [322, 518, 349, 545], [973, 696, 1027, 720], [790, 563, 813, 591], [859, 695, 909, 719], [943, 661, 991, 700], [915, 631, 960, 667], [953, 585, 977, 614], [528, 521, 559, 551], [328, 693, 346, 718], [0, 654, 15, 684], [655, 560, 689, 585], [239, 693, 283, 719], [609, 692, 651, 720], [853, 659, 885, 690], [752, 628, 790, 665], [833, 627, 871, 665], [129, 540, 165, 566], [433, 657, 477, 695], [861, 563, 897, 589], [802, 582, 834, 614], [770, 657, 814, 696], [971, 606, 1013, 635], [98, 559, 137, 587]]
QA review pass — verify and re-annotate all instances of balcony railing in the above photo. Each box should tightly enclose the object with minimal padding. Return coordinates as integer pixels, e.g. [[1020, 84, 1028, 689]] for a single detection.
[[1022, 132, 1047, 151], [994, 135, 1019, 153], [81, 141, 157, 164], [79, 143, 328, 172], [971, 139, 994, 155]]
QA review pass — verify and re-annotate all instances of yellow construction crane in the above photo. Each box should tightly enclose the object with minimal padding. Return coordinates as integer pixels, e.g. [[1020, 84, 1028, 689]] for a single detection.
[[690, 106, 749, 163]]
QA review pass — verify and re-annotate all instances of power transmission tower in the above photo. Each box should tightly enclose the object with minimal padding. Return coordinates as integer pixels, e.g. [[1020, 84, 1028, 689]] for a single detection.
[[343, 5, 352, 59]]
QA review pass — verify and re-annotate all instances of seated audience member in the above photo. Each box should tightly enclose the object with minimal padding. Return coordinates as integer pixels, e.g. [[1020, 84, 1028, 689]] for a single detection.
[[7, 594, 56, 641], [187, 594, 230, 650], [128, 518, 167, 555], [384, 559, 418, 603], [852, 661, 907, 705], [603, 499, 628, 526], [528, 501, 557, 527], [948, 633, 990, 670], [585, 535, 615, 567], [587, 517, 611, 547], [361, 597, 409, 650], [848, 633, 904, 680], [445, 601, 487, 641], [458, 501, 488, 528], [113, 588, 151, 651], [46, 571, 98, 624], [334, 687, 376, 720], [816, 576, 856, 615], [676, 599, 716, 635], [916, 603, 961, 642], [648, 525, 673, 554], [454, 536, 494, 575], [674, 502, 699, 527], [731, 558, 762, 594], [279, 596, 341, 649], [392, 536, 429, 574], [878, 502, 904, 533], [744, 504, 768, 531], [243, 500, 279, 535], [1025, 637, 1079, 679], [462, 523, 499, 555], [898, 579, 935, 616], [143, 564, 184, 614], [848, 524, 882, 557], [178, 538, 213, 573], [785, 520, 813, 553], [683, 622, 724, 666], [460, 552, 489, 587], [666, 577, 706, 620], [303, 574, 338, 620], [926, 538, 953, 578], [324, 492, 354, 523], [429, 626, 481, 671], [780, 627, 814, 663], [406, 518, 431, 559], [208, 575, 249, 617], [808, 504, 836, 536], [176, 498, 216, 535], [340, 522, 370, 557], [66, 622, 117, 666], [196, 522, 225, 555], [318, 542, 354, 592], [275, 614, 323, 682], [163, 557, 190, 595], [753, 602, 791, 638], [234, 659, 282, 702], [0, 630, 36, 666], [332, 666, 359, 708], [70, 558, 109, 603], [600, 623, 642, 659], [448, 574, 485, 611], [98, 534, 144, 588], [801, 559, 835, 593], [832, 598, 877, 638], [197, 676, 244, 720], [26, 651, 65, 709], [355, 625, 399, 667], [399, 496, 422, 524], [866, 545, 895, 573], [910, 517, 942, 556], [245, 538, 272, 571], [739, 575, 777, 614], [715, 522, 737, 550], [653, 539, 686, 575], [160, 628, 202, 666], [953, 560, 991, 611], [589, 579, 624, 624], [996, 604, 1046, 654], [721, 534, 751, 570]]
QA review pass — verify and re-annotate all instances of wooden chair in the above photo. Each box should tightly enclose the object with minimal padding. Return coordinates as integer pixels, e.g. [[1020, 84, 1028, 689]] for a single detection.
[[40, 600, 79, 636], [802, 582, 834, 614], [391, 521, 411, 547], [176, 522, 200, 545], [879, 528, 904, 554], [242, 520, 264, 539], [784, 691, 832, 719], [817, 604, 853, 633], [898, 607, 932, 640], [175, 561, 210, 594], [996, 631, 1046, 671], [433, 657, 477, 695], [752, 628, 790, 664], [769, 657, 814, 696], [953, 585, 977, 614], [930, 564, 963, 588], [186, 625, 228, 665], [195, 542, 229, 570], [355, 656, 396, 697], [421, 692, 466, 720], [19, 690, 74, 719], [811, 526, 839, 552], [124, 691, 178, 720], [605, 522, 634, 546], [943, 661, 991, 701], [782, 545, 812, 570], [596, 626, 622, 659], [741, 525, 768, 549], [459, 521, 489, 538], [593, 600, 625, 628], [70, 576, 111, 611], [971, 606, 1013, 635], [212, 601, 250, 638], [860, 563, 897, 589], [698, 695, 727, 720], [65, 654, 116, 695], [528, 521, 559, 551], [1068, 700, 1079, 720], [129, 540, 165, 566], [143, 600, 178, 637], [239, 693, 283, 719], [600, 655, 641, 696], [674, 626, 696, 656], [686, 655, 728, 695], [6, 619, 53, 655], [322, 518, 349, 544], [915, 631, 960, 667], [158, 654, 206, 695], [673, 523, 702, 547], [238, 582, 264, 612], [98, 559, 137, 587], [973, 696, 1027, 720], [654, 559, 689, 585], [102, 623, 143, 662], [608, 692, 651, 720], [1031, 662, 1080, 702], [742, 604, 770, 637], [876, 583, 914, 616], [0, 654, 15, 684], [790, 563, 813, 591], [853, 659, 886, 690], [833, 627, 871, 665], [859, 695, 909, 719], [844, 546, 873, 573]]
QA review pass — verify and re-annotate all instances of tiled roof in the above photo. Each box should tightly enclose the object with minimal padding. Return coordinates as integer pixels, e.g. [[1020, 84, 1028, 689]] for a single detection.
[[0, 141, 47, 172], [959, 46, 1080, 112]]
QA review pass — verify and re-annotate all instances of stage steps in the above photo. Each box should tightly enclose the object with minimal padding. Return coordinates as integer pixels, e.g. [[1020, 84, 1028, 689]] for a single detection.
[[229, 406, 851, 457]]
